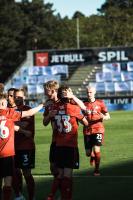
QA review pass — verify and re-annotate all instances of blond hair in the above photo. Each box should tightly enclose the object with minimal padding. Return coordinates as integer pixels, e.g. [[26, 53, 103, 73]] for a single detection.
[[43, 80, 59, 91]]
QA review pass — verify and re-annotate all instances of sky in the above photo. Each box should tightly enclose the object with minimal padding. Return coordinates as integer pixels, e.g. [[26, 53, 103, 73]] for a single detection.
[[15, 0, 106, 18], [45, 0, 106, 18]]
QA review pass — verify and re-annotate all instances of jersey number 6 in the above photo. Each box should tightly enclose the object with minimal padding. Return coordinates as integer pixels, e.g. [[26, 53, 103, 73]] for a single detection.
[[0, 120, 9, 139]]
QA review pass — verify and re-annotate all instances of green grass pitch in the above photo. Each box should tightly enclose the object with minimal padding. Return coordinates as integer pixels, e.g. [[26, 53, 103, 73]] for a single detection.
[[23, 111, 133, 200]]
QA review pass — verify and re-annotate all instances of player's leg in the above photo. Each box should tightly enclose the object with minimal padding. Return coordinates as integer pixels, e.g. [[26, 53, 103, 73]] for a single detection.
[[22, 149, 35, 200], [1, 156, 14, 200], [23, 168, 35, 200], [60, 147, 79, 200], [93, 145, 101, 175], [46, 169, 63, 200], [0, 159, 3, 200], [61, 168, 73, 200], [93, 133, 103, 176], [45, 145, 62, 200], [90, 150, 95, 166], [84, 135, 94, 168], [84, 135, 92, 156], [49, 142, 58, 177], [47, 171, 62, 200], [46, 143, 61, 200], [3, 176, 12, 200], [0, 178, 2, 200], [13, 150, 26, 200], [14, 149, 35, 200], [12, 168, 23, 198]]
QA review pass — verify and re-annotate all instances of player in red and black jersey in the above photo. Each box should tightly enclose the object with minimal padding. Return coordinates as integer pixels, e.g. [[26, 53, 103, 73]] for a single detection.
[[45, 85, 88, 200], [43, 81, 59, 176], [0, 93, 43, 200], [12, 89, 36, 200], [43, 81, 60, 200], [83, 87, 110, 176]]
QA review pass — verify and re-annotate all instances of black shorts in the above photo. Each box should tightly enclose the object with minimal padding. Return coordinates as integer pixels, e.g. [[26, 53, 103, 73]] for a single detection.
[[55, 146, 79, 169], [14, 149, 35, 169], [49, 142, 57, 163], [0, 156, 14, 178], [84, 133, 103, 150]]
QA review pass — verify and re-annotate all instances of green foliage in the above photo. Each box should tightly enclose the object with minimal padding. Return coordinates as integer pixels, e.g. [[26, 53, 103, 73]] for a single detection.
[[1, 0, 133, 82], [98, 0, 133, 46], [0, 1, 27, 81]]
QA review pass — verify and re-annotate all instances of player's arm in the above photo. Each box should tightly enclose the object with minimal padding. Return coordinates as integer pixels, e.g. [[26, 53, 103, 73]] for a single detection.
[[79, 116, 88, 126], [100, 112, 110, 120], [21, 104, 44, 118], [43, 110, 57, 126], [14, 125, 32, 137], [62, 89, 86, 110], [15, 121, 29, 128], [43, 112, 51, 126], [100, 101, 111, 120], [93, 111, 110, 121]]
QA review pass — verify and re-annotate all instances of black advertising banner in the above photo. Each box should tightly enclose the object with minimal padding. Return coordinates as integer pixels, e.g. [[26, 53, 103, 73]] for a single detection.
[[34, 47, 133, 66]]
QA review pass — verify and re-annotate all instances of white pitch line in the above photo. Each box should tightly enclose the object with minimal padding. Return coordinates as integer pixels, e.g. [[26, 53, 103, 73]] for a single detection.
[[33, 175, 133, 178]]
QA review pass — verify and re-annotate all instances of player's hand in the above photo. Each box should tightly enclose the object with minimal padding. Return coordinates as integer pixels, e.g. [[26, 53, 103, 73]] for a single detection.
[[48, 110, 57, 118], [62, 88, 73, 99], [14, 125, 20, 131], [91, 111, 103, 121], [43, 102, 45, 108]]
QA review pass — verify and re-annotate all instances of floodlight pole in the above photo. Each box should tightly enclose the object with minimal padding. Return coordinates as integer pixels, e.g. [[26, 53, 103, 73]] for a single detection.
[[76, 17, 80, 49]]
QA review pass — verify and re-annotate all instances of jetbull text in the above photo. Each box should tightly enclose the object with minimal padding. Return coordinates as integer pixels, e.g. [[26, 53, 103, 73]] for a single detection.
[[51, 54, 85, 63]]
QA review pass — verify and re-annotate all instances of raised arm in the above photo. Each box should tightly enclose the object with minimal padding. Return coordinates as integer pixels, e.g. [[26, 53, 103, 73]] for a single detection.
[[22, 104, 44, 118], [14, 125, 32, 137], [62, 89, 86, 110]]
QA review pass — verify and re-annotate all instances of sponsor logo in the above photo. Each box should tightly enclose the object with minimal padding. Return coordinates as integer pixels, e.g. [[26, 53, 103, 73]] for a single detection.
[[50, 53, 85, 64], [98, 51, 128, 62], [35, 52, 49, 66]]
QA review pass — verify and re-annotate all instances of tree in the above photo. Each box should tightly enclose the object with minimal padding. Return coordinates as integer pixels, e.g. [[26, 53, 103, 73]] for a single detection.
[[98, 0, 133, 46], [1, 0, 133, 83], [0, 1, 28, 82]]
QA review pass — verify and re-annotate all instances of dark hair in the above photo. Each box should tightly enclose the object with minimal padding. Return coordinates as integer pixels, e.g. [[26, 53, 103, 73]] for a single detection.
[[7, 88, 17, 93], [57, 85, 70, 103]]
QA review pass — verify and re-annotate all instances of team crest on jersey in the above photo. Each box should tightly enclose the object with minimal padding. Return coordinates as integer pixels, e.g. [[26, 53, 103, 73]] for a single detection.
[[86, 107, 99, 114], [94, 105, 99, 110]]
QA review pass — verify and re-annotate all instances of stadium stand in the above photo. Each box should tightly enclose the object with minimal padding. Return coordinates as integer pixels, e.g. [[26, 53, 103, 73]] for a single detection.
[[83, 62, 133, 97], [5, 51, 69, 105], [68, 64, 103, 99], [4, 48, 133, 108]]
